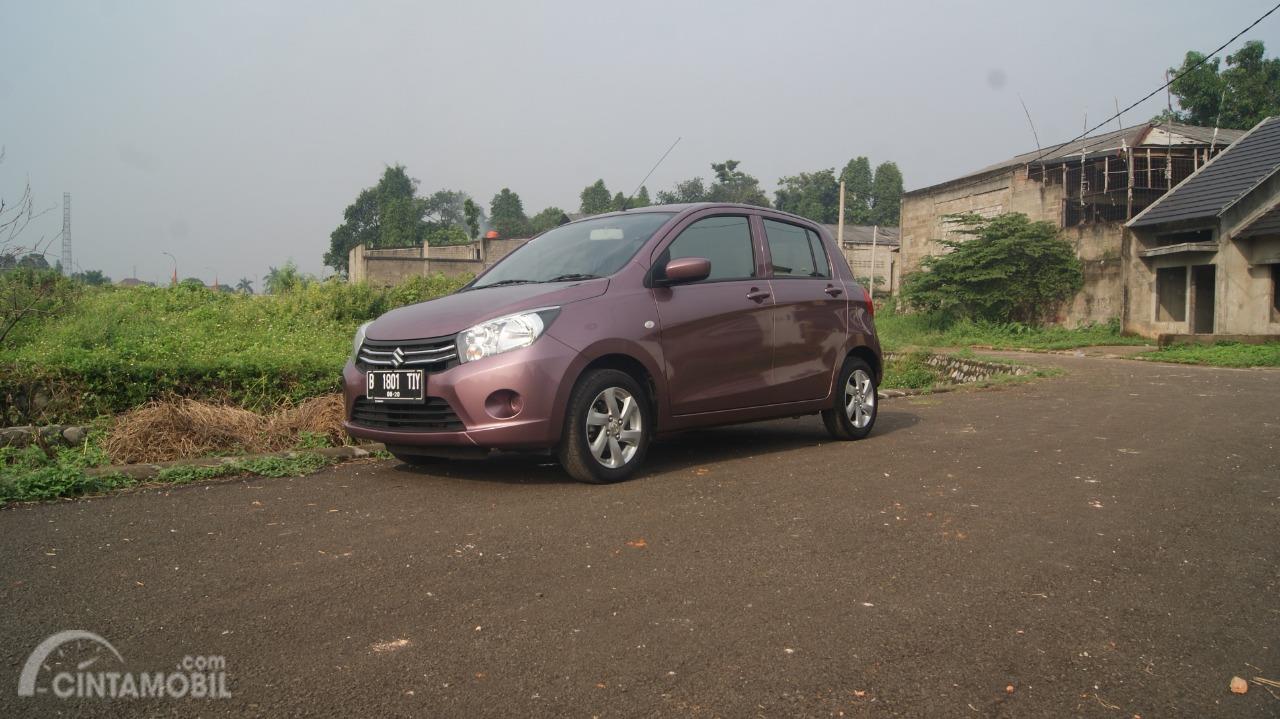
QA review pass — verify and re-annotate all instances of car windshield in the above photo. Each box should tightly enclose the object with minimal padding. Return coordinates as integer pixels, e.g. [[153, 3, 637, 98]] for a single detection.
[[471, 212, 675, 289]]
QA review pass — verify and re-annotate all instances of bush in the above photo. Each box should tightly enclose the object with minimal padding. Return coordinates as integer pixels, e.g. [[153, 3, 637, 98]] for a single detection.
[[0, 274, 470, 424], [900, 213, 1083, 325]]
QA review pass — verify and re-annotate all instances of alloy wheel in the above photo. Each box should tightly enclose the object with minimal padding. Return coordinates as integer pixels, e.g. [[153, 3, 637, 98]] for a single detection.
[[585, 387, 643, 468], [845, 369, 876, 429]]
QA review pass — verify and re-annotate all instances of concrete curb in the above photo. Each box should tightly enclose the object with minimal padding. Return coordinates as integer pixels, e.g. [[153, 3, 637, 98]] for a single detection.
[[87, 443, 387, 480]]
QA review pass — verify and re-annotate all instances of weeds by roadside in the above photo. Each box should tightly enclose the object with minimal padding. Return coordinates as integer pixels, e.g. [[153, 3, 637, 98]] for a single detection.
[[1137, 341, 1280, 368], [875, 302, 1148, 352]]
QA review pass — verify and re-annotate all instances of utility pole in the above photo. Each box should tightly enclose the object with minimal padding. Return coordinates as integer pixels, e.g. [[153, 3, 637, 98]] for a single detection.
[[869, 225, 878, 301], [61, 193, 72, 275], [836, 179, 846, 245]]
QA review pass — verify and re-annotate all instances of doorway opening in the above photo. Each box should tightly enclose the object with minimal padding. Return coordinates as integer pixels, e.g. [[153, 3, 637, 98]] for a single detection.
[[1191, 264, 1215, 334]]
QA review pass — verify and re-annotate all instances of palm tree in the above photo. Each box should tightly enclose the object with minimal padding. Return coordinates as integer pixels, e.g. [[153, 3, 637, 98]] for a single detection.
[[235, 277, 253, 294]]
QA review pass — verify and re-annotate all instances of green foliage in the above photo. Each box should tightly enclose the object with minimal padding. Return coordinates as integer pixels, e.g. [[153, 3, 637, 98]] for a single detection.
[[0, 267, 79, 349], [72, 269, 111, 286], [1139, 341, 1280, 368], [874, 300, 1144, 353], [882, 351, 940, 390], [463, 198, 482, 240], [0, 276, 470, 423], [424, 225, 469, 246], [579, 179, 612, 216], [870, 161, 903, 225], [774, 169, 840, 223], [655, 177, 709, 204], [154, 453, 332, 485], [489, 188, 530, 239], [529, 207, 569, 234], [631, 186, 652, 208], [0, 429, 124, 503], [264, 260, 312, 294], [1168, 41, 1280, 130], [708, 160, 770, 206], [900, 213, 1083, 325], [840, 157, 874, 224], [235, 277, 254, 294]]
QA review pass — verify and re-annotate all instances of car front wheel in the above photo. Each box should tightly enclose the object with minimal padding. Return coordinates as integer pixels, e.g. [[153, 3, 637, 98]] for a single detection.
[[558, 369, 652, 483], [822, 357, 878, 440]]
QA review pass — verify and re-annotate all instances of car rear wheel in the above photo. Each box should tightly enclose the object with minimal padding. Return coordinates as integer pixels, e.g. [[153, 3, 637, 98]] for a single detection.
[[822, 357, 878, 440], [558, 369, 652, 484]]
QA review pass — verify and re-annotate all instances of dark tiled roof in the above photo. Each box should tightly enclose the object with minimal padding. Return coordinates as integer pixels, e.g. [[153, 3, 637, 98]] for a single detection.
[[1238, 203, 1280, 238], [821, 224, 900, 246], [1129, 116, 1280, 228], [908, 121, 1246, 196]]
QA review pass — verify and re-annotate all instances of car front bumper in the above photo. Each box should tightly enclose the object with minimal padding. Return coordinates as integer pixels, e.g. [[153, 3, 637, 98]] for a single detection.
[[342, 334, 579, 451]]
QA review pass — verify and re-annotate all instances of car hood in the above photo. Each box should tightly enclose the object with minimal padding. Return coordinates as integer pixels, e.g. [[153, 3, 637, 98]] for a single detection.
[[367, 278, 608, 340]]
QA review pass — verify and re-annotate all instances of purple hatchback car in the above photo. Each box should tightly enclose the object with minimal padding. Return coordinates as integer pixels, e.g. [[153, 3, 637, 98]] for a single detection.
[[343, 203, 881, 483]]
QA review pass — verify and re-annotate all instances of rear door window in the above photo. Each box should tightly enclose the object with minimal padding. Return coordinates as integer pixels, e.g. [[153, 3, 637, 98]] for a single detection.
[[763, 219, 829, 278], [659, 215, 756, 281]]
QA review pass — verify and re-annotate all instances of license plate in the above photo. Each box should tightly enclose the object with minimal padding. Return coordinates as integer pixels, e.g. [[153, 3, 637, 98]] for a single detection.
[[366, 370, 424, 402]]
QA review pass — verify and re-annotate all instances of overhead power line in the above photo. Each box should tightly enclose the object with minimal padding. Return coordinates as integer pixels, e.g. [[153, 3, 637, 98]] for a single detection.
[[1028, 0, 1280, 165]]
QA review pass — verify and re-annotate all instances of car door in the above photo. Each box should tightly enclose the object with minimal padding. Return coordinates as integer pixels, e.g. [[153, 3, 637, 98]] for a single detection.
[[759, 217, 848, 403], [651, 213, 775, 416]]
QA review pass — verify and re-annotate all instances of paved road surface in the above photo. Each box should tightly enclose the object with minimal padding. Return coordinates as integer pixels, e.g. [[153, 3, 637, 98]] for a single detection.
[[1, 353, 1277, 717]]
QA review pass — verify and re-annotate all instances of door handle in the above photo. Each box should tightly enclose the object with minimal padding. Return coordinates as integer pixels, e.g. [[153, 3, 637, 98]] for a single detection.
[[824, 285, 844, 297], [746, 288, 771, 302]]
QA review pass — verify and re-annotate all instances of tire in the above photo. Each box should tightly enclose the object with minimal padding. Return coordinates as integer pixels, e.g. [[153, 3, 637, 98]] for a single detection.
[[557, 369, 652, 484], [391, 452, 443, 467], [822, 357, 878, 440]]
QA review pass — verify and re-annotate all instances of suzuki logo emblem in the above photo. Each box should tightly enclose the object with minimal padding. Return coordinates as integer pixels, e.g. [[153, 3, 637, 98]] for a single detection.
[[391, 348, 405, 367]]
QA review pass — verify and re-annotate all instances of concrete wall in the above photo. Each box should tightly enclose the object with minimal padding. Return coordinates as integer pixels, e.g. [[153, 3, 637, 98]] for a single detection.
[[841, 245, 898, 295], [348, 237, 529, 287], [900, 168, 1118, 326]]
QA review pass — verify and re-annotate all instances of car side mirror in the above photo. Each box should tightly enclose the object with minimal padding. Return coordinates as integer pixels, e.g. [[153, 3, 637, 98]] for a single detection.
[[661, 257, 711, 285]]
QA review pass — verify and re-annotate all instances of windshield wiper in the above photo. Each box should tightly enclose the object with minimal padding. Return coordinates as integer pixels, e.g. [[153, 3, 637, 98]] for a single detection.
[[543, 273, 601, 283], [476, 278, 536, 288]]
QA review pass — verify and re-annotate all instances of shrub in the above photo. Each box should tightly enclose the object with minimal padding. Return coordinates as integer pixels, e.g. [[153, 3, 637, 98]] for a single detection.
[[900, 213, 1083, 325]]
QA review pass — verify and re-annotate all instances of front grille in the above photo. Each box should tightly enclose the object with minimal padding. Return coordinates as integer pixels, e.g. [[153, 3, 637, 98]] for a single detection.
[[350, 397, 464, 432], [356, 335, 458, 372]]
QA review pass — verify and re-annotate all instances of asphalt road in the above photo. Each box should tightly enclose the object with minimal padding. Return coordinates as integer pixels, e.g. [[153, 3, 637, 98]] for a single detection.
[[2, 353, 1278, 718]]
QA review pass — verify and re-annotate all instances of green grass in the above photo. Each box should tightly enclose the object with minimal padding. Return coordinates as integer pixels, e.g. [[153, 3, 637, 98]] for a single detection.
[[874, 305, 1149, 352], [1137, 341, 1280, 368], [0, 435, 335, 503], [0, 275, 469, 424]]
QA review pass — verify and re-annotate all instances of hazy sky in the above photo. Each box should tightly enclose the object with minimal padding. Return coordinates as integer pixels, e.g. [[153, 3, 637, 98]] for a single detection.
[[3, 1, 1279, 285]]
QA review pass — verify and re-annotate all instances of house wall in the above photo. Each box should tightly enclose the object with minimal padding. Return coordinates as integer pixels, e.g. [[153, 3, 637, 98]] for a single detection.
[[900, 168, 1120, 326], [840, 245, 898, 294]]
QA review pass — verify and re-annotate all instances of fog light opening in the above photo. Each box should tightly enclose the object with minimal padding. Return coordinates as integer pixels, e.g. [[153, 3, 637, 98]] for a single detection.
[[484, 390, 524, 420]]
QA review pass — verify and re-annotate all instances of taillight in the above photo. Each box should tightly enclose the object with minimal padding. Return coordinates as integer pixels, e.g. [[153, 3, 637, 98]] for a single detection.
[[865, 287, 875, 319]]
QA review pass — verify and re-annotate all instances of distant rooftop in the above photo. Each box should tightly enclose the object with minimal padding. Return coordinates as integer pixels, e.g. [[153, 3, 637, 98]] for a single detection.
[[1129, 116, 1280, 229], [908, 120, 1246, 196]]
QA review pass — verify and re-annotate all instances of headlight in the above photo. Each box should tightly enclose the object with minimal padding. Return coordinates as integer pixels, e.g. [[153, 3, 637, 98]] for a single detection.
[[457, 307, 559, 363], [350, 321, 372, 363]]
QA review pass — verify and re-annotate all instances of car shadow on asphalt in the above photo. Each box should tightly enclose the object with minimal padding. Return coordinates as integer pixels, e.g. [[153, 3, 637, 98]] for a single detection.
[[385, 408, 921, 485]]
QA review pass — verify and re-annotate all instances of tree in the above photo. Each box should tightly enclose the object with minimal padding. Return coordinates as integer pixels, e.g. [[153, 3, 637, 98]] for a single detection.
[[0, 152, 73, 348], [325, 165, 426, 274], [236, 277, 254, 294], [424, 225, 469, 245], [632, 186, 651, 208], [870, 162, 903, 225], [900, 213, 1083, 324], [1168, 41, 1280, 130], [656, 177, 709, 204], [529, 207, 570, 234], [579, 179, 613, 216], [463, 198, 482, 240], [840, 157, 874, 224], [71, 269, 110, 285], [708, 160, 770, 206], [265, 260, 310, 294], [489, 188, 530, 239], [773, 169, 840, 223]]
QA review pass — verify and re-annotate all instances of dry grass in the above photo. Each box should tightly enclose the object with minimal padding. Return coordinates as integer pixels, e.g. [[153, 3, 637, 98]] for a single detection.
[[104, 394, 347, 464]]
